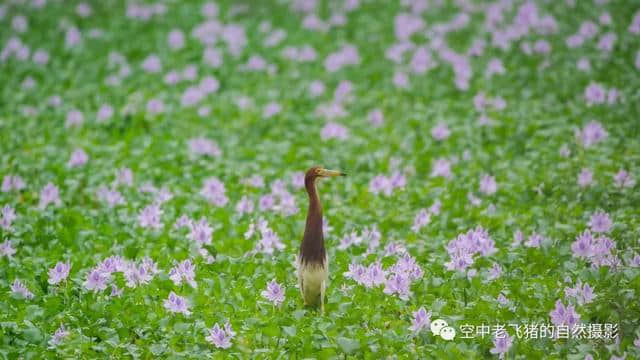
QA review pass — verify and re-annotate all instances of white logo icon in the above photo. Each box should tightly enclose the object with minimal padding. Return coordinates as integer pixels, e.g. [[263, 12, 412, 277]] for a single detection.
[[430, 319, 456, 340]]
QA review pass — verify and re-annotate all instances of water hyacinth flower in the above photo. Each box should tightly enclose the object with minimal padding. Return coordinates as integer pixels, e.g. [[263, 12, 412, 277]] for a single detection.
[[261, 279, 285, 306], [409, 307, 431, 333], [48, 262, 71, 285], [188, 218, 213, 245], [576, 121, 608, 148], [383, 273, 411, 300], [489, 333, 514, 359], [613, 169, 635, 188], [68, 148, 88, 167], [411, 209, 432, 233], [206, 322, 235, 349], [169, 259, 197, 288], [1, 204, 16, 230], [48, 324, 70, 347], [1, 175, 25, 192], [200, 177, 229, 206], [578, 168, 594, 188], [588, 211, 612, 233], [138, 204, 163, 229], [321, 122, 349, 140], [549, 300, 581, 329], [564, 281, 594, 305], [479, 174, 498, 195], [164, 292, 191, 315], [11, 279, 34, 299], [84, 269, 109, 292], [39, 182, 61, 209], [445, 226, 496, 272], [124, 263, 153, 288], [0, 240, 16, 258]]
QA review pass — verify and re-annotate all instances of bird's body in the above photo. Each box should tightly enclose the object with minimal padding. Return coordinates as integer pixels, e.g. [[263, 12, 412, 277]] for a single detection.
[[298, 167, 344, 313]]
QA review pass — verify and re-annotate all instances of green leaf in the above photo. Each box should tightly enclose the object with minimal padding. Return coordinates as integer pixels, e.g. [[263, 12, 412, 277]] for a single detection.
[[336, 337, 360, 354]]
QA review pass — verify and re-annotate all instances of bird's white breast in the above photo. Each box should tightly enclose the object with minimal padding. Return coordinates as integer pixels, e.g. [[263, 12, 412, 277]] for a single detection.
[[297, 255, 328, 305]]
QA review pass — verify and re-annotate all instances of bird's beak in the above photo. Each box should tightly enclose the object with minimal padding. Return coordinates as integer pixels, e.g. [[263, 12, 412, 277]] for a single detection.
[[318, 168, 346, 177]]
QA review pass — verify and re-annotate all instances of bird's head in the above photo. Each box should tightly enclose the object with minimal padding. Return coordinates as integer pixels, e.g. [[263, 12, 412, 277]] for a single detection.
[[305, 166, 346, 182]]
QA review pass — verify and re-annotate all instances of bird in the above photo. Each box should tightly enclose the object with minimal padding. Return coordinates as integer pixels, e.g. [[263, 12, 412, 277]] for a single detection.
[[298, 166, 345, 314]]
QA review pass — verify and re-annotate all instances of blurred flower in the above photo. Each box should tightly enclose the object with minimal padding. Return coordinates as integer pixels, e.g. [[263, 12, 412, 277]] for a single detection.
[[48, 324, 69, 347], [383, 273, 410, 300], [578, 168, 594, 188], [11, 279, 34, 299], [189, 137, 221, 157], [200, 177, 228, 206], [549, 300, 580, 329], [164, 292, 191, 315], [39, 183, 61, 209], [84, 269, 109, 292], [409, 307, 431, 333], [261, 279, 285, 306], [613, 169, 635, 188], [321, 122, 349, 140], [206, 322, 234, 349], [138, 204, 163, 229], [479, 174, 497, 195], [48, 262, 71, 285], [168, 29, 185, 50], [169, 259, 197, 288], [1, 205, 16, 230], [489, 334, 514, 359], [431, 123, 451, 140], [588, 211, 612, 233], [68, 148, 88, 167], [0, 240, 16, 258]]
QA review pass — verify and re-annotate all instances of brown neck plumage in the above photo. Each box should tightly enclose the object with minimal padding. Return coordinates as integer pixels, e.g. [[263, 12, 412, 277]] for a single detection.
[[300, 176, 325, 265]]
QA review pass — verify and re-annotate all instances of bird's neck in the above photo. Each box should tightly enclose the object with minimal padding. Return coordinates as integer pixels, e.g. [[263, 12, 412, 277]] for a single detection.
[[301, 178, 325, 265]]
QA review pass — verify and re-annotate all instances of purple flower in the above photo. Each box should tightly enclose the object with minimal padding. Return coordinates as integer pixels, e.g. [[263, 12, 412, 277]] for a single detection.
[[383, 273, 411, 300], [411, 209, 431, 233], [576, 121, 608, 148], [189, 137, 221, 157], [497, 293, 509, 306], [110, 285, 123, 297], [48, 324, 70, 347], [1, 240, 17, 258], [565, 281, 595, 305], [39, 182, 61, 209], [188, 218, 213, 245], [487, 263, 502, 281], [578, 168, 594, 188], [369, 175, 393, 196], [321, 122, 349, 140], [206, 323, 234, 349], [114, 168, 133, 187], [572, 230, 594, 258], [344, 263, 367, 284], [431, 123, 451, 140], [1, 205, 16, 230], [431, 158, 452, 179], [200, 177, 228, 206], [588, 211, 612, 233], [479, 174, 497, 195], [254, 224, 285, 255], [368, 109, 384, 127], [169, 259, 197, 288], [584, 83, 607, 106], [141, 54, 162, 73], [96, 186, 125, 207], [324, 44, 360, 72], [261, 279, 285, 306], [549, 300, 580, 329], [2, 175, 25, 192], [146, 98, 165, 114], [167, 29, 185, 50], [68, 148, 88, 167], [97, 104, 114, 122], [84, 269, 109, 292], [164, 292, 191, 315], [409, 307, 431, 333], [235, 196, 254, 215], [124, 263, 152, 288], [366, 262, 387, 287], [48, 262, 71, 285], [489, 334, 514, 359], [11, 279, 34, 299], [263, 102, 282, 118], [65, 109, 84, 127], [525, 233, 543, 248], [613, 169, 635, 188], [138, 204, 163, 229]]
